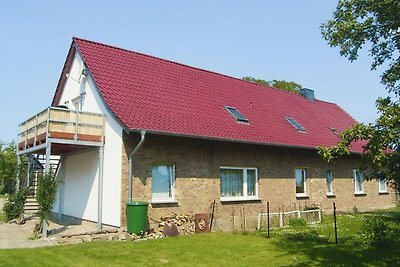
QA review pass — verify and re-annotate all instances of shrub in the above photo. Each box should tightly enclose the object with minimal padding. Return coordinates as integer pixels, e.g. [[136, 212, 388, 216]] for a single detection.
[[35, 172, 58, 236], [2, 187, 28, 221], [36, 172, 58, 222], [289, 217, 307, 227], [360, 216, 398, 248]]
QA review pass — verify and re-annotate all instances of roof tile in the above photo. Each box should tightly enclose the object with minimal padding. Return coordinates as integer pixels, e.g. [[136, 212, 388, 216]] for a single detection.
[[68, 37, 364, 152]]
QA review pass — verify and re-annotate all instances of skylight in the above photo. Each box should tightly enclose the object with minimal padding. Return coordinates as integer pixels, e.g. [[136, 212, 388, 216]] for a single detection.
[[225, 106, 249, 122], [286, 117, 306, 132], [330, 127, 339, 136]]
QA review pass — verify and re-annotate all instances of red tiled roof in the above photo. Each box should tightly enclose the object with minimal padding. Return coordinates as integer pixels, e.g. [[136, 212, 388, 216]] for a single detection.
[[54, 37, 364, 152]]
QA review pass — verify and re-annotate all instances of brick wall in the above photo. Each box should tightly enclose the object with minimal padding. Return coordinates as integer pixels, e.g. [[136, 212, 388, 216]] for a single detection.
[[120, 132, 397, 230]]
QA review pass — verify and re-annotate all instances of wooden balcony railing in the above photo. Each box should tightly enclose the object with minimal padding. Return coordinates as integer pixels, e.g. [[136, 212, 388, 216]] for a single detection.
[[18, 107, 105, 152]]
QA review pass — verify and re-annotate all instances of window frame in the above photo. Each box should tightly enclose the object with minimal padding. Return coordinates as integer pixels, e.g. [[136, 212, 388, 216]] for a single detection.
[[151, 164, 176, 204], [353, 169, 365, 194], [219, 166, 259, 202], [295, 168, 308, 197], [325, 170, 334, 196], [378, 177, 388, 193], [225, 106, 249, 123], [286, 117, 306, 132]]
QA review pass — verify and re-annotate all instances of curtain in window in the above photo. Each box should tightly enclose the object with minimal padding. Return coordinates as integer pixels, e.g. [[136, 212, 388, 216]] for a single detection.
[[326, 170, 333, 193], [354, 171, 364, 192], [295, 169, 305, 194], [220, 169, 243, 197], [247, 169, 256, 196], [379, 178, 386, 191], [152, 165, 173, 200]]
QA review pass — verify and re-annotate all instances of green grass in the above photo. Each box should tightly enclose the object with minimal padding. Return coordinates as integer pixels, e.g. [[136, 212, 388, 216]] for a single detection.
[[0, 206, 399, 267]]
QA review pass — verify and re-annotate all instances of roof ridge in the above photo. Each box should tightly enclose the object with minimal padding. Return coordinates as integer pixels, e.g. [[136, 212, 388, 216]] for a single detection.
[[73, 37, 306, 97]]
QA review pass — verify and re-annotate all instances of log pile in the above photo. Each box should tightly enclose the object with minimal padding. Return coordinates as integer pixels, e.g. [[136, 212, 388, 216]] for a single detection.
[[127, 213, 196, 240], [156, 213, 195, 236]]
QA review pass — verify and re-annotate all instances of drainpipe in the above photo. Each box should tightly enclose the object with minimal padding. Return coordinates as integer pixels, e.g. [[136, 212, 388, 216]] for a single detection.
[[128, 130, 146, 202]]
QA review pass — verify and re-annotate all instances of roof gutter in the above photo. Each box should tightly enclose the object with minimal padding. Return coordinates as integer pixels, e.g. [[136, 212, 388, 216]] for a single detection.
[[128, 128, 364, 155], [128, 130, 146, 202]]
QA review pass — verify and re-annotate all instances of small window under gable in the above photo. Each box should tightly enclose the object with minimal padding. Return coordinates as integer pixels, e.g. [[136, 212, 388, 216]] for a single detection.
[[286, 117, 306, 132], [225, 106, 249, 122]]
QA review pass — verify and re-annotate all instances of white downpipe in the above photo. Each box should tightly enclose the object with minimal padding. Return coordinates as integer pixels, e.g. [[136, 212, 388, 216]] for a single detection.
[[128, 131, 146, 202]]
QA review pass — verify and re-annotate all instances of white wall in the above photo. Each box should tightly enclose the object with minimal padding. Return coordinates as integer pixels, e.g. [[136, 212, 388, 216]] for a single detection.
[[55, 51, 123, 227]]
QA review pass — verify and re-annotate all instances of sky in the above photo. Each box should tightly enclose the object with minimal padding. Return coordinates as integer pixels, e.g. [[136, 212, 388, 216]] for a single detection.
[[0, 1, 389, 143]]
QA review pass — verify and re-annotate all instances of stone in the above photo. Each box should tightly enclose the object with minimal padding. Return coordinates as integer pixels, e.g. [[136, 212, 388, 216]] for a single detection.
[[82, 235, 93, 242]]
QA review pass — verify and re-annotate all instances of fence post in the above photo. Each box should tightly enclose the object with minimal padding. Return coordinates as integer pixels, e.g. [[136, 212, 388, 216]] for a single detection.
[[267, 201, 270, 238], [333, 202, 338, 244]]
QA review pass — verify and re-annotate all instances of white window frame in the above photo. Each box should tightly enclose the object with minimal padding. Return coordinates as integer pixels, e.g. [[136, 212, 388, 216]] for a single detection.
[[151, 164, 176, 204], [326, 170, 334, 196], [353, 169, 365, 194], [295, 168, 307, 197], [220, 166, 259, 202], [378, 177, 388, 193]]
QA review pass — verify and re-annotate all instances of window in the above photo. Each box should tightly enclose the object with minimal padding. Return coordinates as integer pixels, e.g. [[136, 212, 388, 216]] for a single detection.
[[152, 165, 175, 203], [353, 170, 365, 194], [378, 177, 387, 193], [286, 117, 306, 132], [220, 167, 258, 201], [326, 170, 334, 195], [225, 106, 249, 122], [295, 169, 307, 196], [329, 128, 340, 136]]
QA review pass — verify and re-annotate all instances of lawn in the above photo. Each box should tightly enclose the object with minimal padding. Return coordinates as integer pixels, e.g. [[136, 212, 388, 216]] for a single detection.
[[0, 206, 399, 267]]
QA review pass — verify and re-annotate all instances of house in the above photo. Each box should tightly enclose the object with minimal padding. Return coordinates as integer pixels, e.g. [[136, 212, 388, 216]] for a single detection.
[[17, 37, 397, 231]]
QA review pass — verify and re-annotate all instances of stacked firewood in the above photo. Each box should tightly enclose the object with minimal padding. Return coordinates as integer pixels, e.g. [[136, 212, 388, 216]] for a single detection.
[[149, 213, 195, 238]]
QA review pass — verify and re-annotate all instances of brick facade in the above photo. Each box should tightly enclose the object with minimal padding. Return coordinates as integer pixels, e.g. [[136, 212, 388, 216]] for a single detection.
[[120, 132, 397, 230]]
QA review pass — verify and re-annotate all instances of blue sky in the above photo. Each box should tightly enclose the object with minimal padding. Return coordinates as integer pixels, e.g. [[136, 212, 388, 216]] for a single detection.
[[0, 1, 388, 142]]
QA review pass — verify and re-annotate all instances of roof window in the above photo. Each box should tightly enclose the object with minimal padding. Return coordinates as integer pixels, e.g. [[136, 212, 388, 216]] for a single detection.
[[285, 117, 306, 132], [225, 106, 249, 122], [330, 127, 340, 136]]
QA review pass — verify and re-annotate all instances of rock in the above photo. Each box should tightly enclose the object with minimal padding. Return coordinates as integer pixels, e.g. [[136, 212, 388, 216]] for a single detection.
[[106, 228, 118, 233], [96, 234, 109, 241], [82, 235, 93, 242]]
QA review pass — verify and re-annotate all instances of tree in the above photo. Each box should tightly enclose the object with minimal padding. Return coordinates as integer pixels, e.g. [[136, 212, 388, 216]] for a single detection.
[[0, 141, 19, 194], [319, 0, 400, 187], [242, 77, 302, 94], [321, 0, 400, 95], [35, 172, 58, 238]]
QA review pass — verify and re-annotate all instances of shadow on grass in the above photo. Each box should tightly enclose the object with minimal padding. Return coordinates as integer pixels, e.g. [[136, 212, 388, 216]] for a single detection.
[[270, 225, 400, 266]]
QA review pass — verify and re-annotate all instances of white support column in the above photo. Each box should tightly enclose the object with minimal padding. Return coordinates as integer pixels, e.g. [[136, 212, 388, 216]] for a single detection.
[[45, 142, 51, 174], [57, 157, 65, 221], [42, 142, 51, 239], [25, 154, 31, 188], [97, 145, 104, 231], [15, 155, 21, 193]]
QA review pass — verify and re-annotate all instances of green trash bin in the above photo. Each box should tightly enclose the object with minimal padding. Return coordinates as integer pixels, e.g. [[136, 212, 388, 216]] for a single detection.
[[126, 201, 149, 234]]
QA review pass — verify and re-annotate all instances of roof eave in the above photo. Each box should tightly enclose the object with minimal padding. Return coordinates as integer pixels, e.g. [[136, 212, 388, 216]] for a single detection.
[[127, 127, 363, 155]]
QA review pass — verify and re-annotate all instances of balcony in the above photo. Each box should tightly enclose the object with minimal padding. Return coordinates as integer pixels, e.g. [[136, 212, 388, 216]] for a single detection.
[[18, 107, 105, 155]]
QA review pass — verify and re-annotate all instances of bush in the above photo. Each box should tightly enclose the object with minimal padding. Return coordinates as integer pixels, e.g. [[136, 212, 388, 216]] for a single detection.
[[289, 217, 307, 227], [2, 187, 28, 221], [360, 216, 399, 248], [36, 172, 58, 222]]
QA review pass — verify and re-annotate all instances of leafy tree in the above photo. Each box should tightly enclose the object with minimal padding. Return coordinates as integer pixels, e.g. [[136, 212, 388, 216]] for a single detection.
[[35, 172, 58, 238], [321, 0, 400, 95], [0, 141, 21, 194], [319, 0, 400, 187], [242, 77, 302, 94]]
